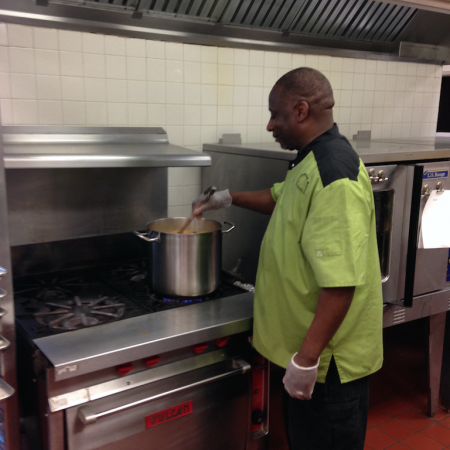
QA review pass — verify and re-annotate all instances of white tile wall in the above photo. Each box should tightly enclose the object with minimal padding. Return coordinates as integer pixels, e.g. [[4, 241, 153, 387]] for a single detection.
[[0, 23, 443, 215]]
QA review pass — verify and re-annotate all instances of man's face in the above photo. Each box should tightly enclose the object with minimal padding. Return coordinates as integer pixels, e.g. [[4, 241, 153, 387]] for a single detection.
[[266, 85, 299, 151]]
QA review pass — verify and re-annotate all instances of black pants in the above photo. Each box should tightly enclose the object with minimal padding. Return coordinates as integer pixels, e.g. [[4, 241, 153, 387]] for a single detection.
[[282, 357, 369, 450]]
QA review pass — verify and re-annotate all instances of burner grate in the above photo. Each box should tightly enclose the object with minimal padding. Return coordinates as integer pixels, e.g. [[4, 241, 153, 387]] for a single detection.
[[14, 269, 149, 338]]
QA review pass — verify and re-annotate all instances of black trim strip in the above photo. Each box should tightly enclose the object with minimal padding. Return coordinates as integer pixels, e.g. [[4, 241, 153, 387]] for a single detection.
[[403, 164, 424, 308]]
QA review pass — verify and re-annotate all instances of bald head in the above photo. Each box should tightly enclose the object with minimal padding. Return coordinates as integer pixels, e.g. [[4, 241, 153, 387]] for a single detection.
[[267, 68, 335, 150], [275, 67, 335, 113]]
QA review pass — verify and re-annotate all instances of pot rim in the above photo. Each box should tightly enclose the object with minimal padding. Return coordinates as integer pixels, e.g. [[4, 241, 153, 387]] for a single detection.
[[146, 217, 223, 235]]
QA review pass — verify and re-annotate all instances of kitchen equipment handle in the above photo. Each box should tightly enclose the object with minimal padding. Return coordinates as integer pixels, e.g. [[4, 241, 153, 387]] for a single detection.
[[0, 267, 6, 279], [0, 335, 11, 351], [221, 221, 235, 233], [132, 231, 160, 243], [0, 378, 15, 403], [77, 358, 250, 425]]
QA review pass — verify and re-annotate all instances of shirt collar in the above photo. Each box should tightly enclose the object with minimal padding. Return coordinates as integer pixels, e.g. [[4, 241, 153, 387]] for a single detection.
[[288, 124, 341, 170]]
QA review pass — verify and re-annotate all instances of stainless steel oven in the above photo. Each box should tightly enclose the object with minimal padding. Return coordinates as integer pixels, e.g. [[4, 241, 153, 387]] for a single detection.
[[413, 161, 450, 297], [2, 127, 269, 450], [365, 164, 414, 305]]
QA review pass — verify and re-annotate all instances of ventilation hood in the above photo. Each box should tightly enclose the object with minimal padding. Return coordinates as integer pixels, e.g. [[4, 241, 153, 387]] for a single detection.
[[1, 0, 450, 62]]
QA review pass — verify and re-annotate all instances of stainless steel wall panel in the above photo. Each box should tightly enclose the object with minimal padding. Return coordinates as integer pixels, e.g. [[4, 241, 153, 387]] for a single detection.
[[5, 167, 168, 246], [202, 146, 293, 284]]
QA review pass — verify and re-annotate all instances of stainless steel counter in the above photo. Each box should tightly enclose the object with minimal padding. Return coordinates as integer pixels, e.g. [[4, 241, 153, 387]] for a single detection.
[[34, 293, 254, 382], [203, 136, 450, 165]]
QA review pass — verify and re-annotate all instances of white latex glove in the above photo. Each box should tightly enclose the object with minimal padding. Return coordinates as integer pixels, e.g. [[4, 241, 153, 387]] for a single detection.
[[192, 189, 232, 216], [283, 353, 320, 400]]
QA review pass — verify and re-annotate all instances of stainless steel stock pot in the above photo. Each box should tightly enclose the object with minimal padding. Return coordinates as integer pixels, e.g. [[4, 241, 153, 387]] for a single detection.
[[134, 217, 235, 297]]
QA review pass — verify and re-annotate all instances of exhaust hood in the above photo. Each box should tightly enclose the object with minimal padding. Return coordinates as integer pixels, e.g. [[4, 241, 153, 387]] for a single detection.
[[1, 0, 450, 62]]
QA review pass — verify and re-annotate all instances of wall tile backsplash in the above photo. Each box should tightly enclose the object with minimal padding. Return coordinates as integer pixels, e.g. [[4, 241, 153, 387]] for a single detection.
[[0, 23, 443, 215]]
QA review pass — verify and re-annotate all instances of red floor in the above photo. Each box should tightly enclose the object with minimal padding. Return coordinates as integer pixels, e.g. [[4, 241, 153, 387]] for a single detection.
[[268, 318, 450, 450]]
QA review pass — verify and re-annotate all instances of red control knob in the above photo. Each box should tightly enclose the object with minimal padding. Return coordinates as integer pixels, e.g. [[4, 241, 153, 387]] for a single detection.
[[215, 336, 230, 348], [192, 343, 208, 354], [116, 363, 134, 376], [145, 356, 161, 367]]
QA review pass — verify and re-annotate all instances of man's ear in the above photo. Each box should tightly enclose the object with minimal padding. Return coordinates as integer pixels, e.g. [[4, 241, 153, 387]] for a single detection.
[[294, 101, 309, 122]]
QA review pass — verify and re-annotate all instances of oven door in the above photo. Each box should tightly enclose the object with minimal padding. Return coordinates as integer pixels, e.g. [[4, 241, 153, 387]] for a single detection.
[[368, 164, 413, 305], [413, 161, 450, 297], [65, 359, 251, 450]]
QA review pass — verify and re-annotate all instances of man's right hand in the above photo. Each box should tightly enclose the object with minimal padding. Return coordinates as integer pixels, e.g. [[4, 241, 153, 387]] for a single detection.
[[192, 189, 232, 216]]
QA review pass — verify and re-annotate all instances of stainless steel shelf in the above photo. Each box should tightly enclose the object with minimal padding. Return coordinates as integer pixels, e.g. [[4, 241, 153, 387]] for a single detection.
[[2, 127, 211, 169], [204, 137, 450, 165]]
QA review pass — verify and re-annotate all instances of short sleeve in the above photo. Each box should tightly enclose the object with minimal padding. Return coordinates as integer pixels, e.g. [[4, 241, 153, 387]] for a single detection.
[[271, 182, 285, 202], [301, 179, 372, 287]]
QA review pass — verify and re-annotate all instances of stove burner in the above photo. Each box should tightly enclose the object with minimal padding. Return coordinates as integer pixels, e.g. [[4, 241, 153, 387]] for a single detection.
[[14, 274, 102, 301], [107, 261, 148, 282], [32, 295, 126, 331], [162, 297, 203, 305]]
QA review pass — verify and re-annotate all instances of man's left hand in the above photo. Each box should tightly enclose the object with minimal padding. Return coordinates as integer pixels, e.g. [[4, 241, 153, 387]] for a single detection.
[[283, 354, 320, 400]]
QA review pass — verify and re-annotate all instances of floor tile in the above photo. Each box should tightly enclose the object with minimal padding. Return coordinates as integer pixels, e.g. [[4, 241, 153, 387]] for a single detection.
[[372, 397, 412, 417], [402, 432, 445, 450], [439, 416, 450, 430], [364, 428, 397, 450], [396, 409, 436, 431], [387, 444, 413, 450], [377, 418, 416, 440], [368, 407, 392, 426], [422, 424, 450, 446], [432, 406, 450, 422]]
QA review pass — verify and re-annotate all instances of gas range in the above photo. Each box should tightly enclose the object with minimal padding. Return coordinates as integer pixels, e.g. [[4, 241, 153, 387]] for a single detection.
[[13, 259, 249, 340]]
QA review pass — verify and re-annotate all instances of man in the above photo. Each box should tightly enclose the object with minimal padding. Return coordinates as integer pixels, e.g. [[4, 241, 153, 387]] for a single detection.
[[193, 67, 383, 450]]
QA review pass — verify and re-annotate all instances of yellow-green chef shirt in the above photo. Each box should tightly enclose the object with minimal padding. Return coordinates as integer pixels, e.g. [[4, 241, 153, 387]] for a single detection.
[[253, 125, 383, 384]]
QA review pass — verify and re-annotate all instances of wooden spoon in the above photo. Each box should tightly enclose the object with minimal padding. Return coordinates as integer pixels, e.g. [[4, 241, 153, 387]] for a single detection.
[[178, 186, 216, 234]]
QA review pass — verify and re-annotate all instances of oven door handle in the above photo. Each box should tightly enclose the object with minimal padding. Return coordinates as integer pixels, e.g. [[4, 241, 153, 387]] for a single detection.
[[77, 358, 251, 425], [0, 378, 15, 403]]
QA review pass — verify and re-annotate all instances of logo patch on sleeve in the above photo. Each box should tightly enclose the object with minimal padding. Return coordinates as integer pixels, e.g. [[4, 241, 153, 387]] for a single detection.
[[297, 173, 309, 193]]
